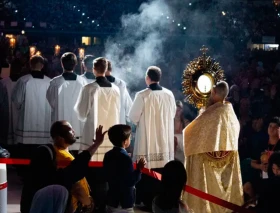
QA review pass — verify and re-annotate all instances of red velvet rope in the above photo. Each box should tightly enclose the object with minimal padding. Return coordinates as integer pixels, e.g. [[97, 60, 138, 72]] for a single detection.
[[0, 158, 255, 213]]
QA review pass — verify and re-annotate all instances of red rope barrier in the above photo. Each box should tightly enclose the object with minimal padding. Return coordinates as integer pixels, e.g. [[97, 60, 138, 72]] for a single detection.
[[0, 158, 255, 213]]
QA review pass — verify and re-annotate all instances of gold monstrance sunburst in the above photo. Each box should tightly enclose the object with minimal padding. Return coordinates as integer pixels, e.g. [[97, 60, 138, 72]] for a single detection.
[[182, 46, 225, 109]]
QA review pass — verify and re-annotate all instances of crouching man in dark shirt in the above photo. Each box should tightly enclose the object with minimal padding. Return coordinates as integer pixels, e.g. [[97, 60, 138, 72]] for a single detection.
[[20, 121, 107, 213], [103, 124, 146, 213]]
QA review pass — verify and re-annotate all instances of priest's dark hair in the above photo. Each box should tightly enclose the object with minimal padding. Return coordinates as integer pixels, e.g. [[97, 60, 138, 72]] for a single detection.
[[93, 57, 108, 74], [214, 81, 229, 100], [108, 124, 131, 147], [156, 160, 187, 209], [61, 52, 78, 71], [82, 55, 94, 70], [147, 66, 161, 82], [30, 55, 44, 69], [107, 60, 112, 72]]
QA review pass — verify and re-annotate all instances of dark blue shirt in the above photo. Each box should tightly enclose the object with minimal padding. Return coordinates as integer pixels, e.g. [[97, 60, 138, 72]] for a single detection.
[[103, 147, 141, 208]]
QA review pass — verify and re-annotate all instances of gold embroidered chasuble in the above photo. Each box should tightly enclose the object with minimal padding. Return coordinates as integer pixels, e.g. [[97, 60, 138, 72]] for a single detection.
[[183, 102, 243, 213]]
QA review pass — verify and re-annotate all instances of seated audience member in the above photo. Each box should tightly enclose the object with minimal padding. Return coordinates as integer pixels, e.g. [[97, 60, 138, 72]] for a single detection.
[[103, 124, 146, 213], [241, 115, 268, 199], [250, 117, 280, 191], [257, 151, 280, 213], [30, 185, 70, 213], [20, 123, 107, 213], [52, 121, 93, 212], [153, 160, 191, 213]]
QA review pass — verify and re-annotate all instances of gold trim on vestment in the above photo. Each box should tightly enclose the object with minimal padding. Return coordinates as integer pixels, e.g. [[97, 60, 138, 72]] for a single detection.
[[203, 151, 234, 168]]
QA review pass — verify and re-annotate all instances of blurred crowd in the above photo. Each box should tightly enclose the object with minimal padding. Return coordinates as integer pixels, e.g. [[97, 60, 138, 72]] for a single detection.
[[1, 0, 279, 41]]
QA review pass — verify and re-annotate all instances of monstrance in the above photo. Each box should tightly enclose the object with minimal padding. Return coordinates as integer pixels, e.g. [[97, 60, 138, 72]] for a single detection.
[[182, 46, 225, 109]]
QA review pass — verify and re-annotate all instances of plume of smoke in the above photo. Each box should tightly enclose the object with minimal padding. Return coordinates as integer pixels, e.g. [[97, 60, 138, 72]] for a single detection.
[[104, 0, 243, 102], [104, 0, 172, 89]]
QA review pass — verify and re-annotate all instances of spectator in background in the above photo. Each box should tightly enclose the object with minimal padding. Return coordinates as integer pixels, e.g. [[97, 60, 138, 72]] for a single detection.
[[268, 84, 280, 118], [256, 151, 280, 213], [238, 97, 252, 153], [153, 160, 190, 213], [241, 114, 268, 200], [250, 117, 280, 197], [227, 84, 240, 118]]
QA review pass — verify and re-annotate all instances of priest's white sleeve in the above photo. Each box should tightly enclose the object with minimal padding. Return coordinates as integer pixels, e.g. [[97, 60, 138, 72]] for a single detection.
[[128, 93, 144, 124], [124, 88, 133, 122], [46, 81, 57, 109], [11, 79, 26, 110], [74, 85, 92, 122]]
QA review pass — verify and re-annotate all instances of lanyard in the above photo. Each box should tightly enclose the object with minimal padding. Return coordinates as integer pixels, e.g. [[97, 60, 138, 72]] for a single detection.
[[267, 141, 279, 158]]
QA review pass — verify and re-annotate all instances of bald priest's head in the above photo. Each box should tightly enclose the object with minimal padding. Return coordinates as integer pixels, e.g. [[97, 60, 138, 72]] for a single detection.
[[208, 81, 229, 106]]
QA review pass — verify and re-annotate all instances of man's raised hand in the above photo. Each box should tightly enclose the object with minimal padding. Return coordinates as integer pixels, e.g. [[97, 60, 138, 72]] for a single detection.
[[93, 125, 108, 146]]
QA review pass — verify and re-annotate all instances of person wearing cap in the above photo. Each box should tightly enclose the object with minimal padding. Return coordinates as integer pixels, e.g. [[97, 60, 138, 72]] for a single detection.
[[46, 52, 87, 153]]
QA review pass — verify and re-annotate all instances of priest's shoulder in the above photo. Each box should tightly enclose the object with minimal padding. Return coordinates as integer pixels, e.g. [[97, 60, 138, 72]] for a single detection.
[[17, 74, 33, 83], [43, 75, 51, 81], [50, 75, 64, 82], [0, 77, 12, 85], [114, 77, 127, 88], [136, 88, 150, 96], [83, 81, 99, 90], [162, 87, 174, 96], [48, 75, 64, 87], [223, 101, 234, 109], [76, 75, 88, 85]]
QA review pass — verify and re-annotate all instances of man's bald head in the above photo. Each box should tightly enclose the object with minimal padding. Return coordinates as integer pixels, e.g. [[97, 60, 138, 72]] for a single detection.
[[208, 81, 229, 106], [213, 81, 229, 100]]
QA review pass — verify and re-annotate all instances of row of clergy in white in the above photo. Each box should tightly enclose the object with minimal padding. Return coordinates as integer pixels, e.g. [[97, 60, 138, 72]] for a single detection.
[[0, 54, 177, 168]]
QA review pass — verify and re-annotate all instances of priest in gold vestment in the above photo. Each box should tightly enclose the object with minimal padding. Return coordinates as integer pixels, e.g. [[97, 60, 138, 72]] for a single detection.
[[183, 81, 243, 213]]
